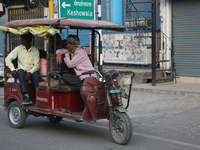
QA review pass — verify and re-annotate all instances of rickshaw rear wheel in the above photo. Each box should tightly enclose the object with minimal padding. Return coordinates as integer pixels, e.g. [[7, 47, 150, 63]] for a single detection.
[[49, 116, 63, 123], [109, 111, 133, 145], [8, 101, 27, 128]]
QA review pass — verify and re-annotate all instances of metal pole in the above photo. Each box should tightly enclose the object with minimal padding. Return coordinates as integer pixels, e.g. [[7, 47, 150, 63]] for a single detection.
[[91, 29, 95, 66], [48, 0, 54, 18], [89, 33, 91, 54], [57, 0, 60, 18], [151, 0, 156, 86], [98, 0, 102, 20], [4, 32, 7, 82], [46, 36, 50, 89], [98, 0, 102, 72]]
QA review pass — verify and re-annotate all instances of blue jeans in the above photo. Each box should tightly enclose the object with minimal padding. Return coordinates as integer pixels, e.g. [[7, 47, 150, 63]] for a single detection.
[[17, 69, 39, 94]]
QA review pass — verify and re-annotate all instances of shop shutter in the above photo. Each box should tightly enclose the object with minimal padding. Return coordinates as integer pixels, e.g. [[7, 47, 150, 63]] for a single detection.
[[172, 0, 200, 76]]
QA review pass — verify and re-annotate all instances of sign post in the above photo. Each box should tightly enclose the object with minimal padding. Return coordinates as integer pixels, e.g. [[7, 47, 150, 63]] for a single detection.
[[59, 0, 95, 20]]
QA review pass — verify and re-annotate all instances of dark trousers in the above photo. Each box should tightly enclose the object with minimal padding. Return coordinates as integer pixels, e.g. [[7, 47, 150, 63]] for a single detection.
[[17, 69, 39, 94], [62, 73, 83, 87]]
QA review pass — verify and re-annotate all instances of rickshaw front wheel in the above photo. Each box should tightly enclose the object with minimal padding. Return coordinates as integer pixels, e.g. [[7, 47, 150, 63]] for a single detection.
[[109, 111, 133, 145], [49, 116, 63, 123], [8, 101, 27, 128]]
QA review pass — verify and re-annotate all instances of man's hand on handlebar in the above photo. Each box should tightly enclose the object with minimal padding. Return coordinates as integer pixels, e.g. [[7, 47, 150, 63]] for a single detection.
[[56, 53, 62, 65]]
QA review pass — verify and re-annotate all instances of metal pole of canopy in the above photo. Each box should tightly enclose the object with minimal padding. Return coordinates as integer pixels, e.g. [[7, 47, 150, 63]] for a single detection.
[[4, 32, 7, 82], [54, 34, 57, 73], [91, 29, 95, 66], [46, 36, 50, 90], [95, 31, 102, 72]]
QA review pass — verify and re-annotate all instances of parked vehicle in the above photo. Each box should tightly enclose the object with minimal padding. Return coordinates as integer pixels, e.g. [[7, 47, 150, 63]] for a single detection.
[[1, 18, 134, 145]]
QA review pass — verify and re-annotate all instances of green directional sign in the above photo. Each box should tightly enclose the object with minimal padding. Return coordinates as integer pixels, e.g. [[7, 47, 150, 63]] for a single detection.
[[59, 0, 95, 20]]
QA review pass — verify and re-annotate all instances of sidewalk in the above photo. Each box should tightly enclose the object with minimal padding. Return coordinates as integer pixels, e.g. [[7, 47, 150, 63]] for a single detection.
[[99, 66, 200, 97], [131, 81, 200, 97]]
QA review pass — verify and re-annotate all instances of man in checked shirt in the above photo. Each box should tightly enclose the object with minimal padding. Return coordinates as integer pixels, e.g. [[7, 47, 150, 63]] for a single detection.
[[56, 34, 129, 99], [56, 34, 97, 87]]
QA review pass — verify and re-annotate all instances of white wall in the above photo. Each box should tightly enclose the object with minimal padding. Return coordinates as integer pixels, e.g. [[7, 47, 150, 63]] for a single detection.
[[160, 0, 172, 69]]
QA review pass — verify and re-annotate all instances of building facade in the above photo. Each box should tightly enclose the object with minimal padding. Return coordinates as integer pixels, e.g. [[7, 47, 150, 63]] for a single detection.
[[160, 0, 200, 79]]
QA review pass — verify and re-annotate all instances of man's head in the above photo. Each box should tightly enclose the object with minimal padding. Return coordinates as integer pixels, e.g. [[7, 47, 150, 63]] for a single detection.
[[66, 34, 80, 46], [50, 33, 62, 47], [66, 34, 80, 53], [21, 33, 33, 46], [39, 49, 47, 59]]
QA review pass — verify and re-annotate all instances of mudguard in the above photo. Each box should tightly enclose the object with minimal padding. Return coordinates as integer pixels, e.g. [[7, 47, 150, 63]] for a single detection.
[[113, 106, 127, 113]]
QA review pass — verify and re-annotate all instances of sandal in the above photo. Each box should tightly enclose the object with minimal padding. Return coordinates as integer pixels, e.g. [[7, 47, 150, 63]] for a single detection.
[[121, 92, 129, 99]]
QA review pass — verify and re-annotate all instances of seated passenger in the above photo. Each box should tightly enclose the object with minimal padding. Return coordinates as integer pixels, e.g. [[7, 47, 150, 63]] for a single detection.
[[56, 34, 97, 87], [39, 49, 47, 81], [5, 33, 40, 105], [50, 33, 62, 54]]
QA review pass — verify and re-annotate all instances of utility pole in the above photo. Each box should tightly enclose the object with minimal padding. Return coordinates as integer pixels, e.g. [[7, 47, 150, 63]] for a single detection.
[[98, 0, 102, 72], [48, 0, 54, 18], [151, 0, 156, 86]]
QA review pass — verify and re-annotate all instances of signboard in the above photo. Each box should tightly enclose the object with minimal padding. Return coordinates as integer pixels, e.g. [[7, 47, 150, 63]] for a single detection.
[[59, 0, 95, 20], [102, 32, 153, 65]]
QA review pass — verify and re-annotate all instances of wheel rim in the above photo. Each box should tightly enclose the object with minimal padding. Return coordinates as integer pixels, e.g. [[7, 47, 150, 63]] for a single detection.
[[113, 117, 125, 138], [9, 105, 21, 125]]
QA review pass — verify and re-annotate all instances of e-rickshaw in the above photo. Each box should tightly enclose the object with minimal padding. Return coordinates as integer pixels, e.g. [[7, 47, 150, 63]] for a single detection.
[[1, 18, 135, 145]]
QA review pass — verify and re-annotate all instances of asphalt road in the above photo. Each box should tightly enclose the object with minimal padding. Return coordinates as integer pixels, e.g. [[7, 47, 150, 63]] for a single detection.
[[0, 87, 200, 150]]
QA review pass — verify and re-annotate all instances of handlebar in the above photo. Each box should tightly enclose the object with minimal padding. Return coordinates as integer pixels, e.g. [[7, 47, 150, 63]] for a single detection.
[[82, 70, 135, 80], [82, 70, 95, 75], [82, 70, 104, 78]]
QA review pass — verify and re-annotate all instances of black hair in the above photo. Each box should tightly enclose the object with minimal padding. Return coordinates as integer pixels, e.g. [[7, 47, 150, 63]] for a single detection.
[[21, 32, 33, 41], [39, 49, 47, 58], [50, 33, 62, 43]]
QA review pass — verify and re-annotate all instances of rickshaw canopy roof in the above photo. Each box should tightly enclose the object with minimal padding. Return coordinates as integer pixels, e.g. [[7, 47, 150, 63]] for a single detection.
[[0, 25, 57, 37], [4, 18, 126, 32]]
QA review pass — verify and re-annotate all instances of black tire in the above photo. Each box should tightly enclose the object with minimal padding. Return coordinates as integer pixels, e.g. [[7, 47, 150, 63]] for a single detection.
[[8, 101, 27, 128], [109, 111, 133, 145], [49, 116, 63, 123]]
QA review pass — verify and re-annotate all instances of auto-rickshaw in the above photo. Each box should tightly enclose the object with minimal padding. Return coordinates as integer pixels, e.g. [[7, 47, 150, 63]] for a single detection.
[[0, 18, 135, 145]]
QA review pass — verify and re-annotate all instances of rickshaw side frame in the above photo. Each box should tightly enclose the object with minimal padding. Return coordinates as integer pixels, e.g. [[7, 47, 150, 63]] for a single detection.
[[3, 28, 106, 122], [3, 18, 127, 123]]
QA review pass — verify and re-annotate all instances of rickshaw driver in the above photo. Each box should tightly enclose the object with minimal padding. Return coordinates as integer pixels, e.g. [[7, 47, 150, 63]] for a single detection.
[[5, 33, 40, 105], [56, 34, 97, 87]]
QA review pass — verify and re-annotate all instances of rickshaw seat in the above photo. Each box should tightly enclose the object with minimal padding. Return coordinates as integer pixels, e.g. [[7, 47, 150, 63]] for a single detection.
[[54, 84, 80, 93], [38, 80, 80, 93]]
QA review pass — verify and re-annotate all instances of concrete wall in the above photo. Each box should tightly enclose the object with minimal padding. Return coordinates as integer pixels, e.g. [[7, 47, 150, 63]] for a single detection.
[[160, 0, 172, 69], [0, 7, 8, 55]]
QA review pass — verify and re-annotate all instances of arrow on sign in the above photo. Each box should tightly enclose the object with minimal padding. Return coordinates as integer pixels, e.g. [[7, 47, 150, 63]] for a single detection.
[[62, 2, 71, 8]]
